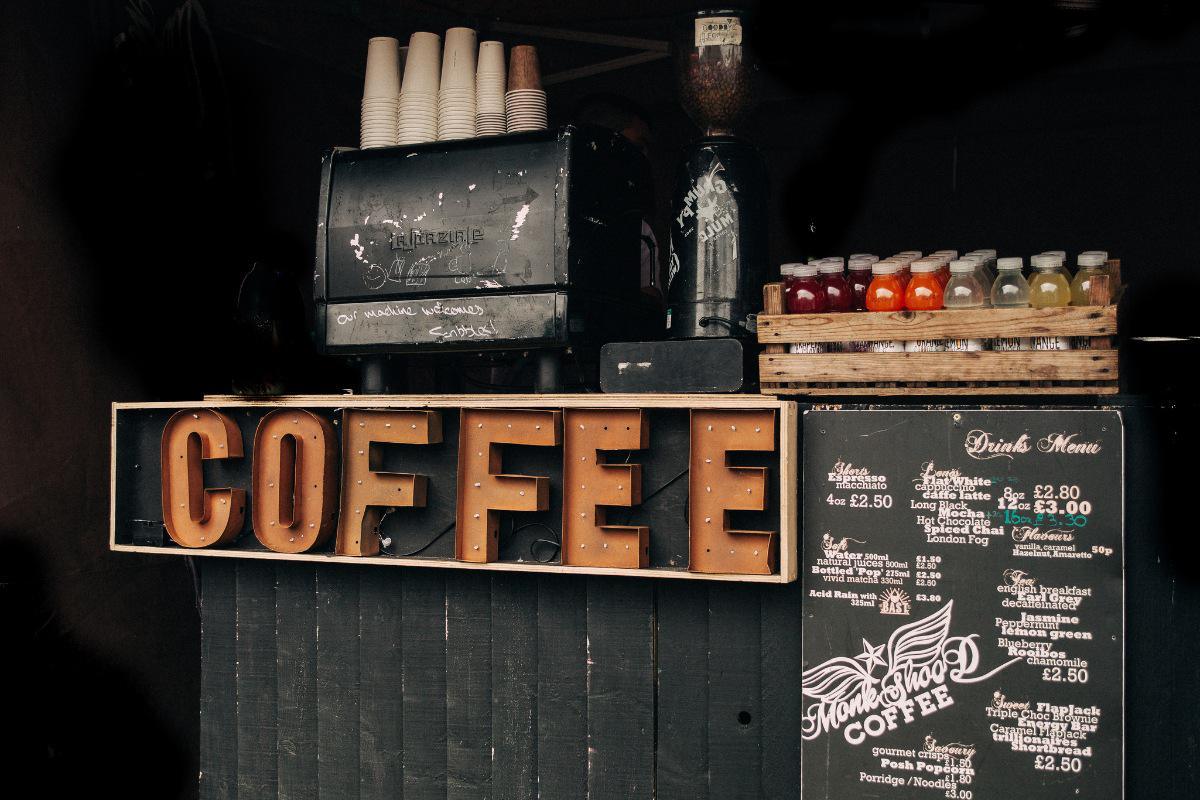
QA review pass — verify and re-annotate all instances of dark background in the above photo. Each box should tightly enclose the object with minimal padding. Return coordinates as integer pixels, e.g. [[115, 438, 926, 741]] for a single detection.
[[3, 1, 1199, 797]]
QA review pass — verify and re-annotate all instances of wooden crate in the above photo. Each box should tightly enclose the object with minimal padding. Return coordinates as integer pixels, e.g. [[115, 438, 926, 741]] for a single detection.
[[757, 282, 1119, 396]]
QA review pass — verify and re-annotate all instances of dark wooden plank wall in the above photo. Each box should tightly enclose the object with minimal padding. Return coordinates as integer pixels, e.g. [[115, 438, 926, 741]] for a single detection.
[[200, 560, 803, 800]]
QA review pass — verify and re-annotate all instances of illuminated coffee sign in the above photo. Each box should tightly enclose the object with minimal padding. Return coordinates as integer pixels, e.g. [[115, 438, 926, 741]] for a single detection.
[[111, 396, 797, 582]]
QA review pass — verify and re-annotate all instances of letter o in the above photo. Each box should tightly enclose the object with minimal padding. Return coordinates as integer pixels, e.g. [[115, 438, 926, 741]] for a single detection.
[[252, 409, 338, 553], [863, 714, 889, 739]]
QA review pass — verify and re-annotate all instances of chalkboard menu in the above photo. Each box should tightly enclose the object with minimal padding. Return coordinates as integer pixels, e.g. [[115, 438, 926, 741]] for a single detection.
[[802, 409, 1123, 799]]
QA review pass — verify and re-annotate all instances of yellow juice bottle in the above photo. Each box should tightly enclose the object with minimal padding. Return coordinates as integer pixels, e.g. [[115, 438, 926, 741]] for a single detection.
[[1028, 255, 1072, 350]]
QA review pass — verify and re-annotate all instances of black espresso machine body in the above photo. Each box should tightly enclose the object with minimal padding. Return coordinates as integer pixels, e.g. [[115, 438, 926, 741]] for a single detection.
[[313, 125, 659, 355]]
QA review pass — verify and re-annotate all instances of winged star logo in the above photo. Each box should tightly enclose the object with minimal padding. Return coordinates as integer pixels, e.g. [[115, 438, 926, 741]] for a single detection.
[[801, 601, 1022, 745]]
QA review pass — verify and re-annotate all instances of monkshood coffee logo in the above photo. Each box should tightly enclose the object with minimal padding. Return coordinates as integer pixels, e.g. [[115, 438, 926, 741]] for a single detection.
[[801, 602, 1021, 745], [964, 429, 1103, 460]]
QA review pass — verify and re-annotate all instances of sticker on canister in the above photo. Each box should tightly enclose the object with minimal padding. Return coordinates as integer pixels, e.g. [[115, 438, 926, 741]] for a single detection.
[[904, 339, 947, 352], [695, 17, 743, 46], [869, 340, 904, 353], [945, 338, 984, 352]]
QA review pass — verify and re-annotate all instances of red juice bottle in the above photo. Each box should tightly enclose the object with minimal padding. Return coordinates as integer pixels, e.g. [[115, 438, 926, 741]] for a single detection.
[[819, 260, 853, 312], [785, 263, 827, 314], [847, 257, 874, 311]]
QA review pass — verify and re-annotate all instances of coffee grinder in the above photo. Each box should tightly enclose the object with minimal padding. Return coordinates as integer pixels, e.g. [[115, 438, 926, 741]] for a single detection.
[[666, 9, 767, 348]]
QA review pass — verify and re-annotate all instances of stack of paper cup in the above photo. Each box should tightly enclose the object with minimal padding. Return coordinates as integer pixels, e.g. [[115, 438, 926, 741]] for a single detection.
[[398, 32, 441, 145], [505, 45, 547, 133], [438, 27, 478, 141], [361, 37, 401, 149], [475, 41, 506, 136]]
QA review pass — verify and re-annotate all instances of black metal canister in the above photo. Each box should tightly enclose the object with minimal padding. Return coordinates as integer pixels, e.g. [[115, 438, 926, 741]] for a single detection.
[[666, 136, 768, 339]]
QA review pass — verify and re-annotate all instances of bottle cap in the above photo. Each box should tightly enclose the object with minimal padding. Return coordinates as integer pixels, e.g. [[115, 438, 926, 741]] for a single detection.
[[779, 262, 803, 275], [962, 254, 984, 265], [997, 257, 1023, 270], [848, 257, 874, 270], [872, 261, 899, 275], [949, 259, 978, 274], [849, 253, 878, 262], [975, 249, 997, 260], [931, 250, 959, 259], [896, 250, 922, 259], [1077, 253, 1106, 268], [1031, 254, 1057, 271], [1081, 250, 1109, 262], [818, 260, 844, 274], [911, 258, 939, 273], [1042, 250, 1067, 261], [795, 263, 819, 277]]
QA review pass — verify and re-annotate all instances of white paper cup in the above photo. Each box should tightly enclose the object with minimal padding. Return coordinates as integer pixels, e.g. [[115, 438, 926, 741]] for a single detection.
[[440, 27, 478, 90], [363, 37, 401, 98], [402, 32, 442, 94]]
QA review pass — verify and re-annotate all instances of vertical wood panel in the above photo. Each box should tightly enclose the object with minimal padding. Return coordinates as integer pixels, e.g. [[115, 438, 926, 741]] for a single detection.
[[401, 570, 448, 799], [707, 585, 763, 799], [201, 560, 239, 800], [317, 566, 361, 799], [446, 573, 492, 800], [536, 574, 588, 799], [359, 570, 405, 799], [276, 563, 318, 800], [586, 577, 655, 800], [760, 582, 802, 799], [236, 561, 279, 798], [491, 573, 539, 800], [655, 582, 710, 800]]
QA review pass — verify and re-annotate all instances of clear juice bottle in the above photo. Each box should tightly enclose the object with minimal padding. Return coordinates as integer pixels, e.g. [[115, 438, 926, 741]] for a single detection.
[[943, 259, 987, 351], [1028, 255, 1072, 350], [991, 257, 1031, 351]]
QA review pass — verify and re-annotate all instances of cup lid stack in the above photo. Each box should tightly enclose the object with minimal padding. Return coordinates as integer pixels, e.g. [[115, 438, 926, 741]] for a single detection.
[[398, 32, 441, 145], [506, 45, 547, 133], [361, 37, 401, 149]]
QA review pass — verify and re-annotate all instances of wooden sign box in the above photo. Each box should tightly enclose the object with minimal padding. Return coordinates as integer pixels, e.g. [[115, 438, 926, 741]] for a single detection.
[[110, 394, 798, 583]]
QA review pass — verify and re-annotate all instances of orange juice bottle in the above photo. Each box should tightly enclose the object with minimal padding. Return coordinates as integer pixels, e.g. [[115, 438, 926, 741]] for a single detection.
[[905, 259, 944, 310], [865, 260, 905, 352]]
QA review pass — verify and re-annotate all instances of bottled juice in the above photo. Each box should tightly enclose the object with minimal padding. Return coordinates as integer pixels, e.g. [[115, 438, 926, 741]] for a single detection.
[[865, 261, 904, 352], [820, 260, 854, 312], [1069, 253, 1109, 349], [943, 259, 987, 351], [905, 260, 944, 310], [1070, 253, 1109, 306], [990, 257, 1031, 351], [848, 257, 874, 311], [786, 263, 827, 314], [786, 263, 827, 353], [1039, 251, 1072, 281], [968, 249, 997, 285], [1028, 256, 1072, 350], [1079, 250, 1116, 302], [779, 263, 800, 296]]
